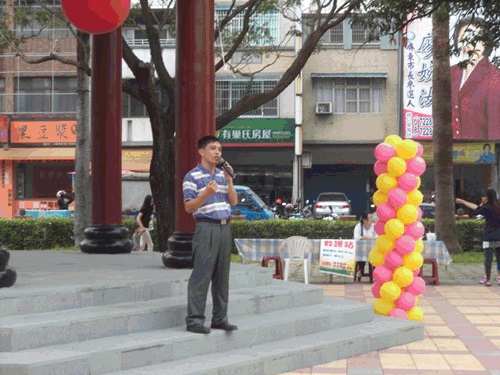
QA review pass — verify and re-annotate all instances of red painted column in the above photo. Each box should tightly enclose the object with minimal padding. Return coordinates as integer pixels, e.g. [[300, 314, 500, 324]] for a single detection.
[[81, 28, 131, 254], [91, 29, 123, 225], [175, 0, 215, 232]]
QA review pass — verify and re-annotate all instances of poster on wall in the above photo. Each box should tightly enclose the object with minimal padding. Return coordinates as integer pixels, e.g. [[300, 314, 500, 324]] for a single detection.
[[319, 239, 356, 277], [403, 15, 500, 141]]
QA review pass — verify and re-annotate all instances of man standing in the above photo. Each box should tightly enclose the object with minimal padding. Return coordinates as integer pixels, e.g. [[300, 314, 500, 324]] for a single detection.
[[183, 135, 238, 334]]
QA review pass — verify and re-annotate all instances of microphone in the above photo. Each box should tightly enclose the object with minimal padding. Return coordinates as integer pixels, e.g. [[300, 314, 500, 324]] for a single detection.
[[216, 157, 236, 179]]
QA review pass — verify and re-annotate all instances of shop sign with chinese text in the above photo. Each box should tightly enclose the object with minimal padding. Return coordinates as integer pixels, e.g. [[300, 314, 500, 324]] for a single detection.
[[217, 118, 294, 146], [10, 121, 77, 146]]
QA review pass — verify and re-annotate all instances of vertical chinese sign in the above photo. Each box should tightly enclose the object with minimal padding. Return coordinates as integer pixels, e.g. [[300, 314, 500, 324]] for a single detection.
[[403, 17, 434, 140]]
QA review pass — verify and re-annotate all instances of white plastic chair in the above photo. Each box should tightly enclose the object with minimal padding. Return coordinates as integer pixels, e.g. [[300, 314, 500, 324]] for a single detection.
[[278, 236, 312, 284]]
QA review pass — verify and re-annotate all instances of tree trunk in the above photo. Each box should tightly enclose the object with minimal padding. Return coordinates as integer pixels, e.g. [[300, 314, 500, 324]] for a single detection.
[[432, 5, 462, 254], [74, 31, 91, 247], [149, 109, 176, 250]]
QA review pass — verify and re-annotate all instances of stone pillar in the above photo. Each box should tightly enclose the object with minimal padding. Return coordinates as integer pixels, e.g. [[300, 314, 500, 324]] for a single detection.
[[81, 28, 132, 254], [163, 0, 215, 268]]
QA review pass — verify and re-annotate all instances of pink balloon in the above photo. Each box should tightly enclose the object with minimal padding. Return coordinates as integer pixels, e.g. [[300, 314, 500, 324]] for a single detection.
[[388, 188, 408, 208], [374, 160, 388, 176], [415, 142, 424, 157], [406, 276, 426, 295], [406, 157, 426, 176], [389, 307, 408, 319], [374, 219, 386, 236], [385, 250, 403, 269], [374, 143, 397, 162], [405, 221, 425, 239], [417, 206, 423, 221], [396, 291, 416, 310], [396, 235, 416, 255], [376, 203, 397, 222], [373, 265, 394, 283], [371, 282, 382, 298], [413, 268, 421, 276], [398, 173, 419, 192]]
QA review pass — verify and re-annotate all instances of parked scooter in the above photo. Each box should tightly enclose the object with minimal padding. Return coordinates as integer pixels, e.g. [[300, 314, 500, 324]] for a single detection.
[[321, 205, 339, 221], [301, 200, 313, 219]]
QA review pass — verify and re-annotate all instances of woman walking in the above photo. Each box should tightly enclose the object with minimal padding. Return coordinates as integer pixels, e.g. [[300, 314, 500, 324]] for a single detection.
[[136, 195, 155, 252], [456, 188, 500, 286]]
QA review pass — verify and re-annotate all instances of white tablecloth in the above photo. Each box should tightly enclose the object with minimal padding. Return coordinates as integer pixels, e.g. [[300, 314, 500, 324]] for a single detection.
[[234, 238, 452, 266]]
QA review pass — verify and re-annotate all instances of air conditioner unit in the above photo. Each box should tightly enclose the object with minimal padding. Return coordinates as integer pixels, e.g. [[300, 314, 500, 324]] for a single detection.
[[315, 102, 333, 114]]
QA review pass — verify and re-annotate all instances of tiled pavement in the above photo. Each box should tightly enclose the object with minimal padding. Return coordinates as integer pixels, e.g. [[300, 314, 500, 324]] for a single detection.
[[281, 263, 500, 375]]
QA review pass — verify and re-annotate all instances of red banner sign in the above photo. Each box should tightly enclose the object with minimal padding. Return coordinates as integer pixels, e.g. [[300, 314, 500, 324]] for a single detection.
[[11, 121, 77, 145]]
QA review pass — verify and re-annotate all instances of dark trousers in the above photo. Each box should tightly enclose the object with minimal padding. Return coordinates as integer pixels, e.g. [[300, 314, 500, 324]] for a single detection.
[[186, 221, 232, 327], [484, 247, 500, 281]]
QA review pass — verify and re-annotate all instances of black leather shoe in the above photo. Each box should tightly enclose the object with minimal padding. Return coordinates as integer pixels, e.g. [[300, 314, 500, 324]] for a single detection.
[[211, 322, 238, 331], [186, 324, 210, 334]]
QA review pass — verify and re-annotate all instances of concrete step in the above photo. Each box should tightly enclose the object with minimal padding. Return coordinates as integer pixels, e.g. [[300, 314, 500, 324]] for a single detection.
[[0, 265, 273, 318], [0, 298, 376, 375], [106, 315, 422, 375], [0, 280, 324, 352]]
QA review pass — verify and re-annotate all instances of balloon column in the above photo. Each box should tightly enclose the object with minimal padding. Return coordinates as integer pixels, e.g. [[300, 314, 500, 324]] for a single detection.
[[62, 0, 131, 34], [370, 135, 427, 321]]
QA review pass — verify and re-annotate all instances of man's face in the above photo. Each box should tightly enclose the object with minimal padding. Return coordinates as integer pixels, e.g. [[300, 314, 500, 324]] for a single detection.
[[458, 24, 485, 63], [199, 141, 222, 166]]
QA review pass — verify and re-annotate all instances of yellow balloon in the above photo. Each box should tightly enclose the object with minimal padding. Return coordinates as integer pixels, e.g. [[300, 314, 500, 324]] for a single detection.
[[376, 235, 395, 254], [372, 190, 388, 206], [376, 173, 397, 193], [385, 135, 403, 148], [397, 204, 419, 224], [407, 306, 424, 321], [396, 139, 418, 160], [416, 176, 421, 189], [380, 281, 402, 301], [387, 157, 407, 177], [393, 266, 414, 287], [385, 219, 405, 240], [415, 239, 424, 253], [374, 298, 395, 316], [407, 189, 424, 206], [369, 248, 386, 267], [403, 251, 424, 270]]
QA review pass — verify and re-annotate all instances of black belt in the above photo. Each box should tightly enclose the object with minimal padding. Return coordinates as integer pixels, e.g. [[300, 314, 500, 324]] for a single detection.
[[196, 217, 230, 225]]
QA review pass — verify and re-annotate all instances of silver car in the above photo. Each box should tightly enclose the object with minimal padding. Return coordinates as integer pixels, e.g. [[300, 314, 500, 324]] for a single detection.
[[313, 192, 351, 219]]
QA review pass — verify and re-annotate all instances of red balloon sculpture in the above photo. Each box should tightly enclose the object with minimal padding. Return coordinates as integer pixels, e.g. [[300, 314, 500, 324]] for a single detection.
[[62, 0, 131, 34]]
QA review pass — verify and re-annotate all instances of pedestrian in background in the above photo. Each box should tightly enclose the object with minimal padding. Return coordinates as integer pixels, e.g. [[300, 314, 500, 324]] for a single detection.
[[183, 135, 238, 334], [136, 195, 154, 252], [456, 188, 500, 287], [56, 190, 74, 210]]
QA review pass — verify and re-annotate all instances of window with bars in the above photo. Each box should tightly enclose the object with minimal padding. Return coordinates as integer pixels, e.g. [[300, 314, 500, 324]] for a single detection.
[[216, 80, 278, 117], [215, 8, 279, 46], [315, 78, 383, 114], [320, 22, 343, 45], [351, 21, 380, 45], [15, 77, 77, 113], [122, 92, 147, 118], [122, 27, 176, 47]]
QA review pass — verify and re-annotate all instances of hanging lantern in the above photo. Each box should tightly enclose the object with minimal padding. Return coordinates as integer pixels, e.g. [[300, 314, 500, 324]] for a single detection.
[[61, 0, 131, 34]]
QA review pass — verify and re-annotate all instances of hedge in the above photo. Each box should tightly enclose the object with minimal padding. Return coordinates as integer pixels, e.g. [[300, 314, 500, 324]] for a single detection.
[[0, 217, 484, 252]]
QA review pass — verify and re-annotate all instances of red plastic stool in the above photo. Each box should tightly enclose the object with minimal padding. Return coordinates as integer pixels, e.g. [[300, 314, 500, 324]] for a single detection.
[[354, 261, 374, 283], [420, 258, 439, 285], [261, 256, 283, 280]]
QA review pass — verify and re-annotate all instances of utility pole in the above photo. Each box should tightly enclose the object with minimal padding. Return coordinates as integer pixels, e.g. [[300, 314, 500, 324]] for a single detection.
[[292, 4, 303, 207]]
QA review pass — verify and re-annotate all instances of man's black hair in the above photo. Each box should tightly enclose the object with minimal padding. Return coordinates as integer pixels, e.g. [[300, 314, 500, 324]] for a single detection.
[[453, 16, 493, 58], [197, 135, 221, 149]]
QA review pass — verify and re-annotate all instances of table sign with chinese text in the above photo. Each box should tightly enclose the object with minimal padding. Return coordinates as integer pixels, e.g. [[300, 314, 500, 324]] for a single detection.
[[319, 239, 356, 277]]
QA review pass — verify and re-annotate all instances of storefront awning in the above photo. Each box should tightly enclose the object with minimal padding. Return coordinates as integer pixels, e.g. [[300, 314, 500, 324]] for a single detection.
[[310, 73, 388, 79], [1, 147, 153, 172], [0, 147, 75, 160]]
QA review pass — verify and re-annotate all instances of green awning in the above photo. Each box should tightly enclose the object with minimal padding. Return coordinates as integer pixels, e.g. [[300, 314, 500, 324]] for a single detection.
[[310, 73, 388, 78]]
